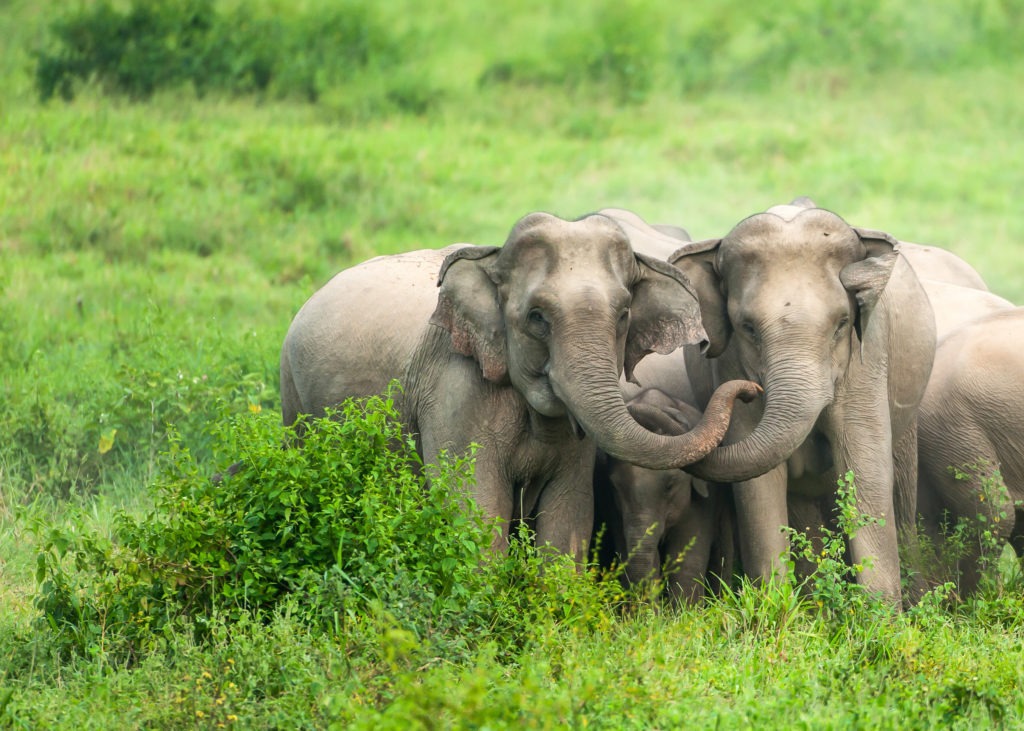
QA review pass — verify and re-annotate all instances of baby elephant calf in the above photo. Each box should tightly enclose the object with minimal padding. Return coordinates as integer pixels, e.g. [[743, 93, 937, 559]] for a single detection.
[[594, 388, 736, 603]]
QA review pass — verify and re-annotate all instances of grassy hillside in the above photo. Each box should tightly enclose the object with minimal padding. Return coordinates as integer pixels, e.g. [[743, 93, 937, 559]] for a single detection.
[[2, 0, 1024, 727]]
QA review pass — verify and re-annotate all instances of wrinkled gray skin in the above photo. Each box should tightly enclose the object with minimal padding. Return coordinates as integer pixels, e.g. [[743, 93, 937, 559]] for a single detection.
[[670, 202, 937, 605], [280, 212, 759, 560], [917, 302, 1019, 597], [594, 388, 737, 603]]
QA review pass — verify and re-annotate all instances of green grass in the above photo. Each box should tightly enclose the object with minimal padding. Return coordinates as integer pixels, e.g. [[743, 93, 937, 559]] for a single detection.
[[2, 0, 1024, 727]]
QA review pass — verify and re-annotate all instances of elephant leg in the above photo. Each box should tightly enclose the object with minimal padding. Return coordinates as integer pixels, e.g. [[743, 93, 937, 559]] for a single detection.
[[1012, 499, 1024, 558], [893, 421, 929, 603], [732, 464, 790, 583], [893, 419, 920, 535], [533, 453, 597, 564], [706, 493, 738, 596], [830, 402, 901, 605], [421, 435, 514, 553], [940, 454, 1010, 596], [663, 498, 715, 604], [919, 416, 1013, 596]]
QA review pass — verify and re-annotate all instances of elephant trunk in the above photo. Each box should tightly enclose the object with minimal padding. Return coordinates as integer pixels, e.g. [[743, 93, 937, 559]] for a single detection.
[[686, 357, 832, 483], [549, 340, 759, 471], [621, 527, 662, 585]]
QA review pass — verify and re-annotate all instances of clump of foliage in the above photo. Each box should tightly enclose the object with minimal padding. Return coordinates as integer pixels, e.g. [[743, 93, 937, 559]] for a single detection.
[[33, 392, 500, 661], [32, 389, 631, 668], [712, 472, 892, 638], [903, 462, 1015, 602], [33, 0, 431, 108]]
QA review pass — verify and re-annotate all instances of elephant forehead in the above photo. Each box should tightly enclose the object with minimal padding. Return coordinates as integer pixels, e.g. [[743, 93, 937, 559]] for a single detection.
[[502, 243, 637, 294], [730, 209, 859, 246], [504, 215, 634, 266], [722, 218, 862, 269]]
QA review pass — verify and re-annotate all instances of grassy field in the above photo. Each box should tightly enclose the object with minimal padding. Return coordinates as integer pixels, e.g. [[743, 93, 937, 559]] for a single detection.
[[3, 1, 1024, 727]]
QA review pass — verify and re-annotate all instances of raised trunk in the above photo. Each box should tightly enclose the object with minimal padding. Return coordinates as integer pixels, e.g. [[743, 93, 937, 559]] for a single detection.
[[686, 359, 832, 483], [550, 342, 758, 471]]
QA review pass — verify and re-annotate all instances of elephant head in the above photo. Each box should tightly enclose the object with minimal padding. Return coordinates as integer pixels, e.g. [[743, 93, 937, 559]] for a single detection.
[[671, 205, 902, 482], [430, 212, 760, 470]]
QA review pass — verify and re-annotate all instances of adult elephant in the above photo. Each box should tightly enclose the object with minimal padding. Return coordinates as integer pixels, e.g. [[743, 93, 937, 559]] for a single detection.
[[594, 387, 736, 603], [670, 202, 937, 605], [917, 307, 1023, 596], [280, 212, 759, 560]]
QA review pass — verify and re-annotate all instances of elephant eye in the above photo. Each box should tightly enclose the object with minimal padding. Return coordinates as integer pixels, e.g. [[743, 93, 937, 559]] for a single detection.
[[740, 321, 758, 342], [526, 308, 550, 338], [834, 316, 850, 338]]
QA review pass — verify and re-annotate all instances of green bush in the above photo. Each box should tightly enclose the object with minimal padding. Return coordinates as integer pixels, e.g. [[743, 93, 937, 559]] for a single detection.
[[34, 0, 218, 101], [32, 392, 500, 661], [33, 0, 431, 107]]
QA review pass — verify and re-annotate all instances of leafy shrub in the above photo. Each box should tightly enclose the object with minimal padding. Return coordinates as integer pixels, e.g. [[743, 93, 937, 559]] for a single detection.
[[33, 392, 500, 660], [35, 0, 218, 101], [903, 462, 1014, 602], [33, 0, 434, 108], [672, 0, 1024, 93], [478, 0, 1024, 100], [32, 388, 642, 667]]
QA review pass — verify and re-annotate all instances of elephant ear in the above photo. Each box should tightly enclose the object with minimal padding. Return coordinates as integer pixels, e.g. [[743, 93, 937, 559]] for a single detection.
[[429, 245, 508, 383], [668, 239, 730, 358], [624, 253, 709, 383], [840, 228, 900, 354]]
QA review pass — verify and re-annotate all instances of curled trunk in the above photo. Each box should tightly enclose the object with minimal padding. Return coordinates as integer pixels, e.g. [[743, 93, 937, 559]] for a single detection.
[[686, 360, 832, 483], [550, 342, 759, 471]]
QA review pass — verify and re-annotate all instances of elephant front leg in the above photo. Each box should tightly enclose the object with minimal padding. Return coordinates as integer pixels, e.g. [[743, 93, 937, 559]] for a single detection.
[[830, 405, 902, 606], [422, 437, 515, 553], [732, 464, 790, 583], [663, 500, 716, 604], [533, 453, 597, 564]]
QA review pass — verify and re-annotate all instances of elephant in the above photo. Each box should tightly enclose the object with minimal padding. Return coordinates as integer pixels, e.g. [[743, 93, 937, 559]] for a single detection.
[[916, 306, 1024, 596], [594, 387, 737, 603], [920, 279, 1012, 342], [668, 201, 937, 605], [280, 211, 760, 561]]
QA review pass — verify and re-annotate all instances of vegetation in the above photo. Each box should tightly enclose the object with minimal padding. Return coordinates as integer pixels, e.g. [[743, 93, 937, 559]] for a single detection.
[[2, 0, 1023, 727]]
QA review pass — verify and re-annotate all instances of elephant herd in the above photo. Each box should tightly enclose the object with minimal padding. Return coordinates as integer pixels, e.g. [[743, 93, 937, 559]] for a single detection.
[[279, 198, 1024, 608]]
